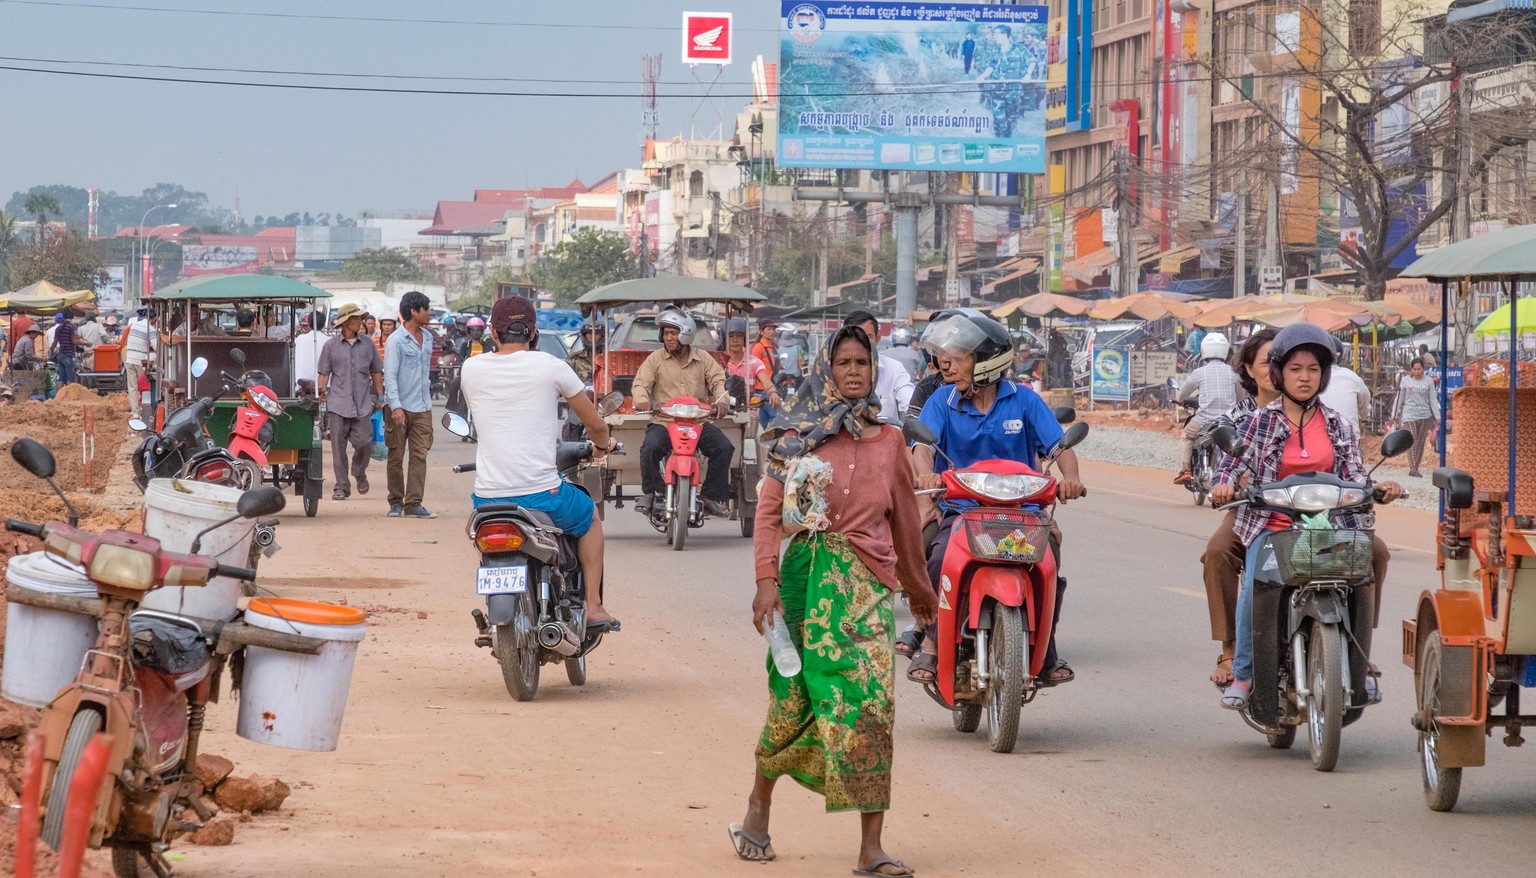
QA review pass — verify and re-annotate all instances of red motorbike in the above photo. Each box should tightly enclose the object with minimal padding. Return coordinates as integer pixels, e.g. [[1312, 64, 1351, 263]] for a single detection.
[[222, 348, 284, 486], [645, 396, 710, 551], [903, 416, 1090, 754]]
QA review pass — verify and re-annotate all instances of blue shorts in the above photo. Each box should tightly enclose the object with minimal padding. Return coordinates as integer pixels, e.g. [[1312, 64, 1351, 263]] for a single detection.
[[472, 481, 595, 537]]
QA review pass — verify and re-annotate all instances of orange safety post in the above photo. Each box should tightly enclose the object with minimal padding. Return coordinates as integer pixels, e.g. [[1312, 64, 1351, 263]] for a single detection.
[[54, 733, 112, 878], [15, 730, 45, 878]]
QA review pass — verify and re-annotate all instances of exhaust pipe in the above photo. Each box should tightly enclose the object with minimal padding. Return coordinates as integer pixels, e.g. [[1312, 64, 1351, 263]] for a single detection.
[[538, 621, 581, 657]]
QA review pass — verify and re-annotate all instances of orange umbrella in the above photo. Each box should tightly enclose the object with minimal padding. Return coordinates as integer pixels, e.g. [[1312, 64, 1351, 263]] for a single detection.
[[992, 292, 1093, 320], [1089, 292, 1201, 322], [1191, 293, 1328, 328], [1251, 300, 1380, 332]]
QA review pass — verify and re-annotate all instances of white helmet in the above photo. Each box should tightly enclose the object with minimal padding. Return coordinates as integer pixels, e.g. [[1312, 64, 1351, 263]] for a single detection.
[[890, 326, 914, 345], [1200, 332, 1231, 363], [656, 309, 696, 345]]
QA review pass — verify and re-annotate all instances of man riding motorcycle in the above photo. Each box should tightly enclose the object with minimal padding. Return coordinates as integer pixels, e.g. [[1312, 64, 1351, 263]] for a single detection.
[[908, 310, 1086, 686], [1174, 332, 1240, 484], [632, 309, 734, 517], [460, 296, 619, 627]]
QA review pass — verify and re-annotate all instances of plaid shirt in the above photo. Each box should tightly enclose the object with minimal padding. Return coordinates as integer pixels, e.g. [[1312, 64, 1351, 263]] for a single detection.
[[1215, 400, 1371, 545], [1177, 359, 1243, 424]]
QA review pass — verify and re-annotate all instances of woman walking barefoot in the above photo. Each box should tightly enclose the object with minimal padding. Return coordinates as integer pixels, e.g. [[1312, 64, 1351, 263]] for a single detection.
[[731, 326, 938, 877]]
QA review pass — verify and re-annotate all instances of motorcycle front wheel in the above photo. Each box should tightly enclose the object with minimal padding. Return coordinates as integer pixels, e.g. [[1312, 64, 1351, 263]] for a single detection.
[[986, 606, 1026, 754], [1307, 622, 1345, 771], [670, 475, 691, 551], [41, 709, 105, 849]]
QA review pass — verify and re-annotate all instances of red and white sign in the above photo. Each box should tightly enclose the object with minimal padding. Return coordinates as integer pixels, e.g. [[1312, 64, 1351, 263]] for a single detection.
[[682, 12, 732, 65]]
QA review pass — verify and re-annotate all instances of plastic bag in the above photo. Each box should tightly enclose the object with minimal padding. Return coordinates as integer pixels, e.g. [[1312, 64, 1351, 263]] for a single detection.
[[370, 409, 388, 461]]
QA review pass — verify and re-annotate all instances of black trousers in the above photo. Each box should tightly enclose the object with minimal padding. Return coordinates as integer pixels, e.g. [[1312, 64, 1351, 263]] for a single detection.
[[640, 423, 734, 502]]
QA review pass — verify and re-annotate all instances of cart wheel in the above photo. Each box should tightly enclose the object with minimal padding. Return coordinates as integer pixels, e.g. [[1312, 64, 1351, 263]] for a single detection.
[[303, 475, 322, 518], [303, 494, 319, 517], [1418, 631, 1464, 811], [739, 501, 755, 537]]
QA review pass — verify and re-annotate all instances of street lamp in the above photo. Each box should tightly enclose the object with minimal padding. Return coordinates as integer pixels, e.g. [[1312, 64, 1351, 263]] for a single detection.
[[135, 203, 176, 306], [145, 235, 176, 296]]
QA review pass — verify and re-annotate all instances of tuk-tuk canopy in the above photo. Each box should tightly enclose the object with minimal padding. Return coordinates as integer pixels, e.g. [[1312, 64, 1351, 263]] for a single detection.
[[577, 277, 766, 309], [150, 274, 332, 303], [1399, 224, 1536, 282]]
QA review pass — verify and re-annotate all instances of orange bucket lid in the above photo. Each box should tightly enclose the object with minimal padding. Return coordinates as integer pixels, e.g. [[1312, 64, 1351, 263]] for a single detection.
[[247, 597, 366, 627]]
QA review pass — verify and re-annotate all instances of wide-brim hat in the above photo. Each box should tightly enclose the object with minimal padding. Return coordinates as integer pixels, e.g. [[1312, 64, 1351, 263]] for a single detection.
[[333, 303, 370, 324]]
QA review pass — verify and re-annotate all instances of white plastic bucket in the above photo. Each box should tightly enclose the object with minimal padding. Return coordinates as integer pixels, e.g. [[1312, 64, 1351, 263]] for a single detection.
[[237, 598, 366, 752], [2, 552, 98, 707], [141, 477, 252, 620]]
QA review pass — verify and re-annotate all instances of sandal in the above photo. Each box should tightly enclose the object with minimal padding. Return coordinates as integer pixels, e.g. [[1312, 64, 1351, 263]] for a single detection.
[[1038, 661, 1075, 687], [906, 653, 937, 683], [895, 629, 923, 658], [1221, 680, 1252, 710], [854, 858, 914, 877], [727, 822, 775, 862], [1210, 654, 1234, 688], [332, 488, 349, 501]]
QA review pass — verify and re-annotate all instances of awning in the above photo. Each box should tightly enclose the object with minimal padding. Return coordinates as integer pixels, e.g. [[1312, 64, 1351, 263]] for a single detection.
[[979, 260, 1041, 296], [827, 273, 880, 298], [1140, 246, 1200, 271], [1065, 244, 1156, 285]]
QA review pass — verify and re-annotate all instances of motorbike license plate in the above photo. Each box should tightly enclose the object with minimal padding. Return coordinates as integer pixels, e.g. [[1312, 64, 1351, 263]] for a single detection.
[[475, 563, 528, 595]]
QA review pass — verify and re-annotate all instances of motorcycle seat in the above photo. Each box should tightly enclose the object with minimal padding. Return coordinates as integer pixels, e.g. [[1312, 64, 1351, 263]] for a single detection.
[[471, 503, 558, 532]]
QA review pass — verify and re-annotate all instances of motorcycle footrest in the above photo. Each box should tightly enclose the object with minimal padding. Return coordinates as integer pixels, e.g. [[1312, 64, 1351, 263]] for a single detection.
[[474, 635, 492, 649]]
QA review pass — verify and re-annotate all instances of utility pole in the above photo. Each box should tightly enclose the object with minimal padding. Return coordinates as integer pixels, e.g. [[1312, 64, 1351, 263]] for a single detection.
[[1261, 126, 1282, 291], [1234, 191, 1247, 298], [1113, 147, 1139, 297], [707, 192, 720, 281]]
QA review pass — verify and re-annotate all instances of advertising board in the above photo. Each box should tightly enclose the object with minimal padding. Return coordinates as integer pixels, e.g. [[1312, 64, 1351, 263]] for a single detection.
[[778, 1, 1048, 174], [1091, 345, 1130, 401], [181, 245, 260, 277], [683, 11, 733, 65]]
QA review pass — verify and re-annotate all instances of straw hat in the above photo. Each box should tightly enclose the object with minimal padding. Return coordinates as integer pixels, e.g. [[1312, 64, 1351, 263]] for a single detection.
[[333, 304, 370, 324]]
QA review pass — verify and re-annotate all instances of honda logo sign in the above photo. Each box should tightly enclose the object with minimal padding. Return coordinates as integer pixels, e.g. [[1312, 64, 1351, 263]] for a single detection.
[[683, 11, 732, 65]]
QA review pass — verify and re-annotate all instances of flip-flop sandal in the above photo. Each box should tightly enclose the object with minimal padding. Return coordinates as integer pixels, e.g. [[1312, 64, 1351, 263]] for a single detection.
[[728, 822, 775, 862], [356, 473, 370, 495], [854, 858, 914, 877], [1038, 662, 1075, 688], [1210, 655, 1234, 688], [1221, 680, 1252, 710], [895, 629, 923, 657], [906, 653, 938, 683]]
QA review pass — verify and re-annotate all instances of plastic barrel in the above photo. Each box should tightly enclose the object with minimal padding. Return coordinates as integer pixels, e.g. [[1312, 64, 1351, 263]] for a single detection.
[[2, 553, 98, 707], [237, 598, 366, 752], [141, 478, 253, 620]]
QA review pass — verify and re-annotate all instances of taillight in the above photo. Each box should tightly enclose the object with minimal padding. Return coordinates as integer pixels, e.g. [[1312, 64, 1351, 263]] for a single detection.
[[196, 460, 234, 483], [475, 522, 525, 554]]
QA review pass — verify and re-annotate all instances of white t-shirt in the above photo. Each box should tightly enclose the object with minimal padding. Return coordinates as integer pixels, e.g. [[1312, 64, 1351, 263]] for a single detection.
[[874, 353, 915, 422], [461, 350, 584, 497], [1320, 366, 1370, 435], [293, 330, 326, 383]]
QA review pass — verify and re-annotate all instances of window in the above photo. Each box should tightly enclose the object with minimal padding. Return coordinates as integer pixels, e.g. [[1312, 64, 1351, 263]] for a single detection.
[[1349, 0, 1381, 56], [689, 170, 704, 198]]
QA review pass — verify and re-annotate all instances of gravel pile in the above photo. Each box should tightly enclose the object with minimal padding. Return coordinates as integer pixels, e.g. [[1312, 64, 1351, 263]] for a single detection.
[[1075, 425, 1441, 513]]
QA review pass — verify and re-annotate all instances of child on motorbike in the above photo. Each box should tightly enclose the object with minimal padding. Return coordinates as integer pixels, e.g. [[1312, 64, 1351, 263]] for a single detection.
[[1210, 323, 1403, 709]]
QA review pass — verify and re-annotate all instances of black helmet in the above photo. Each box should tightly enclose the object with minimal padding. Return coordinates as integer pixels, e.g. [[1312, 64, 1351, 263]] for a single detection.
[[1268, 323, 1335, 403], [921, 308, 1013, 389]]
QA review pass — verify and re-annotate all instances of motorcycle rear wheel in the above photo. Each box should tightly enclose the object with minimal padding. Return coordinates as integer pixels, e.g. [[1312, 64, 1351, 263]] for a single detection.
[[496, 620, 540, 702], [1267, 725, 1297, 749], [670, 476, 691, 551], [986, 606, 1026, 754], [1307, 622, 1345, 772], [42, 709, 104, 850]]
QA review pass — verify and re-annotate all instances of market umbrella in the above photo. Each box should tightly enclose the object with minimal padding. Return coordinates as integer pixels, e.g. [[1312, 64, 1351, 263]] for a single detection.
[[1089, 292, 1201, 322], [1191, 293, 1330, 328], [1472, 297, 1536, 337], [992, 292, 1093, 320], [0, 280, 95, 312], [1249, 300, 1384, 332]]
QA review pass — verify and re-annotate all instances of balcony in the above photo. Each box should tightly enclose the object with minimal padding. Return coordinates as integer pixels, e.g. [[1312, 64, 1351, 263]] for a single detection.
[[1470, 61, 1536, 113]]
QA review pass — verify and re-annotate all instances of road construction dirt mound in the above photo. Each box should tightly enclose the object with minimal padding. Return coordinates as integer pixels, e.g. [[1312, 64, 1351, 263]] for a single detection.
[[1, 391, 130, 494]]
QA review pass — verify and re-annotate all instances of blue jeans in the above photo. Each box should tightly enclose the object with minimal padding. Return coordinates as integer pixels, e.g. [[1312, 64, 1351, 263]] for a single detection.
[[1233, 535, 1272, 684], [472, 481, 594, 537]]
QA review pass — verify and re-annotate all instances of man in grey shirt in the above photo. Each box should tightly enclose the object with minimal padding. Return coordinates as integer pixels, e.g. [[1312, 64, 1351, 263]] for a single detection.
[[317, 303, 383, 500], [383, 290, 437, 518], [1175, 332, 1240, 483]]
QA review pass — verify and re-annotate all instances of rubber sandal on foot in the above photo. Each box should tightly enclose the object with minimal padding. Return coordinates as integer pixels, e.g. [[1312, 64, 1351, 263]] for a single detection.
[[854, 858, 914, 877], [1221, 680, 1252, 710], [728, 822, 775, 862], [906, 653, 937, 684]]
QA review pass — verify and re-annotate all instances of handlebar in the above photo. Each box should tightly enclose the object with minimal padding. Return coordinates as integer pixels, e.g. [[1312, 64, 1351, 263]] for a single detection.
[[215, 562, 258, 582], [5, 519, 45, 538], [454, 463, 476, 473]]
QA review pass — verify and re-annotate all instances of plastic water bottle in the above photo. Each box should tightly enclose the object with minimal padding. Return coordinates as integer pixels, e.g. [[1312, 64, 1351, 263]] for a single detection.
[[765, 611, 802, 677]]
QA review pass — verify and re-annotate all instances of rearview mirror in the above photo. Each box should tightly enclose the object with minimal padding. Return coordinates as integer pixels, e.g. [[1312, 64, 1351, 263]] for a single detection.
[[10, 438, 57, 479], [597, 391, 625, 417], [902, 417, 939, 447], [190, 357, 208, 378], [127, 417, 148, 432], [443, 411, 471, 437], [1058, 422, 1090, 452], [1380, 428, 1414, 460], [230, 348, 246, 367], [236, 486, 286, 518], [1052, 406, 1076, 424], [1211, 424, 1243, 457]]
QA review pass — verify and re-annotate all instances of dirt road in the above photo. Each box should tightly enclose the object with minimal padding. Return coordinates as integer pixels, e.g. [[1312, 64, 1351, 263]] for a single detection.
[[174, 426, 1536, 877]]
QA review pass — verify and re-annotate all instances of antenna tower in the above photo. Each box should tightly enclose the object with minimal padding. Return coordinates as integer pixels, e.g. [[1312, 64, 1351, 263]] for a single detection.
[[641, 54, 661, 150], [87, 186, 99, 239]]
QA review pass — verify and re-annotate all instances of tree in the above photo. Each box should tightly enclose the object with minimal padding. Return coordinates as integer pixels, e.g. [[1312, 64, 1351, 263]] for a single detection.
[[10, 230, 107, 291], [0, 212, 18, 290], [528, 228, 637, 305], [340, 247, 435, 285], [23, 192, 63, 230]]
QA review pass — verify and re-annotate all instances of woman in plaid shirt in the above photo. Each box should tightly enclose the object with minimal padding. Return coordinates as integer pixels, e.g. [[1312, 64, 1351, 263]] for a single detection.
[[1210, 324, 1404, 709]]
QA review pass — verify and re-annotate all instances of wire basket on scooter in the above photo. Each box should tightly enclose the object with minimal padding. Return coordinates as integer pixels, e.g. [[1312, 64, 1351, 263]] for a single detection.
[[962, 509, 1051, 563], [1269, 527, 1375, 586]]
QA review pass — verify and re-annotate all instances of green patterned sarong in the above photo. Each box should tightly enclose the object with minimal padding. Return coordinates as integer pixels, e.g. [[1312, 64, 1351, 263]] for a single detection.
[[755, 533, 895, 813]]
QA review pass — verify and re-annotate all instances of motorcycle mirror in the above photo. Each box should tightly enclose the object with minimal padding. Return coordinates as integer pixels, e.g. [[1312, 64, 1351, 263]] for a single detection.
[[902, 417, 939, 447], [1380, 428, 1414, 459], [1052, 406, 1077, 424], [237, 485, 287, 519], [1058, 422, 1090, 452], [10, 437, 56, 479], [190, 357, 208, 378], [442, 411, 472, 437], [597, 392, 624, 417], [127, 417, 148, 432], [230, 348, 246, 367], [1211, 424, 1243, 457]]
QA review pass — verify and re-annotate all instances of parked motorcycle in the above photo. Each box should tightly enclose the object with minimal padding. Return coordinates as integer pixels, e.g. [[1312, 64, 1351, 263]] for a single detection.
[[5, 437, 295, 877], [1211, 424, 1413, 771], [222, 347, 285, 473], [443, 411, 622, 702], [643, 396, 712, 551], [129, 357, 250, 491], [902, 415, 1090, 754]]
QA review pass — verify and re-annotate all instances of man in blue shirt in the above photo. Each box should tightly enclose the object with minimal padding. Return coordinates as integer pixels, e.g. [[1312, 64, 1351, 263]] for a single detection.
[[908, 310, 1085, 687], [383, 290, 437, 518]]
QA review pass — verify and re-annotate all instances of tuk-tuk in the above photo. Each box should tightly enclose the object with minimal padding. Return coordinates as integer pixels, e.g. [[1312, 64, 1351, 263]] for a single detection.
[[146, 275, 331, 517], [574, 277, 767, 543], [1397, 224, 1536, 811]]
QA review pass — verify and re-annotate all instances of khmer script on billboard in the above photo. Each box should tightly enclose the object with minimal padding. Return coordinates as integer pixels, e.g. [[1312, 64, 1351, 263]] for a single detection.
[[777, 2, 1048, 174]]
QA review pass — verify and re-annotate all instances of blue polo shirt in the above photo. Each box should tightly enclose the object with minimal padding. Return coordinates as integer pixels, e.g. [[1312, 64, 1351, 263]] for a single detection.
[[918, 381, 1064, 509]]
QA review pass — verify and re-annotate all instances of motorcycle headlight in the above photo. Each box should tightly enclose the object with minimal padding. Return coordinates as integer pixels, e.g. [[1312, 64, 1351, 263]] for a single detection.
[[662, 403, 709, 419], [250, 391, 283, 416], [89, 544, 157, 590], [1265, 485, 1367, 512], [955, 472, 1052, 503]]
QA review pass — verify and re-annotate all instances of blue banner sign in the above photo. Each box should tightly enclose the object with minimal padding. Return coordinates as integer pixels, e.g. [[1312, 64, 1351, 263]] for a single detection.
[[1091, 346, 1130, 401], [1428, 365, 1464, 392], [778, 2, 1048, 174]]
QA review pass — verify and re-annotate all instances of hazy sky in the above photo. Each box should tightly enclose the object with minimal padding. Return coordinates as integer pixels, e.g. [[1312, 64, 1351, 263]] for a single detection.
[[2, 0, 783, 219]]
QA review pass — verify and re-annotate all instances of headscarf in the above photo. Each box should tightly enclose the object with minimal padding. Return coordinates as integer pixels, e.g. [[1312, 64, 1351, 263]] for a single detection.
[[762, 325, 882, 480]]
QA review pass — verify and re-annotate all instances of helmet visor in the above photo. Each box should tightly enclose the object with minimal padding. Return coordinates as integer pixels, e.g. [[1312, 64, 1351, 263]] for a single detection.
[[921, 315, 988, 358]]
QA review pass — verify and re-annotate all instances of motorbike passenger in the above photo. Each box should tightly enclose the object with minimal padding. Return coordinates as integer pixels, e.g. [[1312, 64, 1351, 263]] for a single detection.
[[1175, 331, 1240, 485], [458, 316, 496, 359], [459, 296, 619, 627], [632, 309, 735, 517], [907, 310, 1086, 686], [843, 310, 915, 424], [1211, 322, 1403, 709], [884, 326, 923, 381], [567, 321, 606, 383], [723, 317, 780, 426]]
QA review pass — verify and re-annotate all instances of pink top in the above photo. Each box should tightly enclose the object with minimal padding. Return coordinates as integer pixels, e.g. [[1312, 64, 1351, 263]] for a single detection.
[[1269, 411, 1336, 531], [753, 426, 929, 592]]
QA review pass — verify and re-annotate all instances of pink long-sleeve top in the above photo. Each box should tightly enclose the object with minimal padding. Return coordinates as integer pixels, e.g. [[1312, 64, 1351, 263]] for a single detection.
[[753, 425, 929, 593]]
